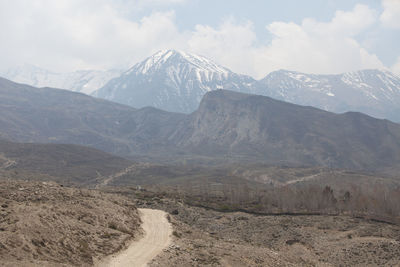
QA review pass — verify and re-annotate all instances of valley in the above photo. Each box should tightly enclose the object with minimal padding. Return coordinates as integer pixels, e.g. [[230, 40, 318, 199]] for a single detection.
[[3, 77, 400, 175], [1, 52, 400, 267], [1, 158, 400, 266], [2, 1, 400, 266], [104, 187, 400, 266]]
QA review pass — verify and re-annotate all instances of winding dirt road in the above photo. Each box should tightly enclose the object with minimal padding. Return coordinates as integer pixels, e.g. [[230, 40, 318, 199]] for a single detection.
[[97, 208, 172, 267]]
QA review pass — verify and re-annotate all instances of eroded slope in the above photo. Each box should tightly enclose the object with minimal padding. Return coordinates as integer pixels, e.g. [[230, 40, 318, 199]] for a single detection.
[[0, 180, 141, 266]]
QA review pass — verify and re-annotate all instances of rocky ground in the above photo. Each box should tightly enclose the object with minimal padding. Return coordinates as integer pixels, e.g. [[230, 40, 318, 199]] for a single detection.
[[0, 180, 141, 266], [126, 192, 400, 267], [2, 179, 400, 266]]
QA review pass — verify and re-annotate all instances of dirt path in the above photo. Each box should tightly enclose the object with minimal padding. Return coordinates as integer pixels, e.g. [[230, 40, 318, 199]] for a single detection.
[[96, 208, 172, 267], [284, 173, 321, 185], [95, 163, 151, 189], [0, 154, 16, 169]]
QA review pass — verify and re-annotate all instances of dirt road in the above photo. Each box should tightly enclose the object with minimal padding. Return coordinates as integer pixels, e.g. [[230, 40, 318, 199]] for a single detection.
[[96, 208, 172, 267], [95, 163, 153, 189]]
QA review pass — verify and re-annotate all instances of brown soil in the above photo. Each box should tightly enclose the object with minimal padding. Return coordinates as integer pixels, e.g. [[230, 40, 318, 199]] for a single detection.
[[96, 208, 171, 267], [130, 196, 400, 267], [0, 180, 141, 267]]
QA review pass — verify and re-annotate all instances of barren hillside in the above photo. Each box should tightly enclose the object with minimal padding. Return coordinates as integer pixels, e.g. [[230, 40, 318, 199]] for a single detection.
[[123, 191, 400, 267], [0, 180, 141, 266]]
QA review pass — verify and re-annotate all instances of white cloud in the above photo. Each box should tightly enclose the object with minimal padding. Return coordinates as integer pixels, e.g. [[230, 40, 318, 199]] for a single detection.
[[0, 1, 391, 79], [139, 0, 187, 4], [0, 0, 184, 72], [187, 18, 259, 76], [253, 5, 384, 76], [380, 0, 400, 29], [184, 4, 384, 78]]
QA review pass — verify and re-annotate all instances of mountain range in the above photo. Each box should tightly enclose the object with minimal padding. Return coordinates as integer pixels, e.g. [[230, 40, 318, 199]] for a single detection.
[[1, 64, 121, 95], [2, 76, 400, 174], [92, 50, 256, 113], [260, 69, 400, 122], [0, 76, 184, 156], [5, 50, 400, 122]]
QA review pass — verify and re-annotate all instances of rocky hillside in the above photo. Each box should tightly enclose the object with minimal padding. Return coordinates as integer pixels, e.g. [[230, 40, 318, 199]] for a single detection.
[[3, 76, 400, 173], [0, 180, 141, 266], [0, 76, 187, 158], [174, 90, 400, 173]]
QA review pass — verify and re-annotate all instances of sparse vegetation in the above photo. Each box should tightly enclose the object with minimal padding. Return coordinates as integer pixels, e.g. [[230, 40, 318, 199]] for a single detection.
[[111, 172, 400, 225], [172, 231, 181, 238], [0, 180, 141, 266], [1, 139, 400, 266], [126, 190, 400, 267]]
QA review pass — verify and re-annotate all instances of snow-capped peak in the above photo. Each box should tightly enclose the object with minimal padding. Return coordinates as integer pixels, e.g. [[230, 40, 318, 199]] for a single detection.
[[1, 64, 122, 95], [260, 68, 400, 122], [174, 50, 230, 74], [93, 50, 256, 113], [127, 49, 230, 76]]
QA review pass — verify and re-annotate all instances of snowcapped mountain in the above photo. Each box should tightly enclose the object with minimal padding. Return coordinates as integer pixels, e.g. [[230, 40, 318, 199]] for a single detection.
[[92, 50, 257, 113], [259, 69, 400, 122], [3, 52, 400, 122], [92, 50, 400, 119], [2, 64, 121, 95]]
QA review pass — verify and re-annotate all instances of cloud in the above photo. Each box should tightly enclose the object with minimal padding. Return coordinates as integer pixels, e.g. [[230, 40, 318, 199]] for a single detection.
[[187, 18, 259, 76], [184, 4, 384, 78], [380, 0, 400, 29], [392, 56, 400, 75], [0, 0, 184, 72], [253, 4, 383, 76], [140, 0, 187, 4], [0, 1, 391, 79]]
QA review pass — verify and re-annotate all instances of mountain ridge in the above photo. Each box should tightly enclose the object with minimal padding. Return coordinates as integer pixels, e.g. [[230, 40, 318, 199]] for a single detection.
[[259, 68, 400, 122], [93, 50, 400, 120], [3, 50, 400, 121], [1, 63, 121, 95], [92, 50, 257, 113], [2, 76, 400, 174], [174, 89, 400, 173]]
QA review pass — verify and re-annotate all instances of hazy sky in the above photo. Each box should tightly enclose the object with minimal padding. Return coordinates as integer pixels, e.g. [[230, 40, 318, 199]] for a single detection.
[[0, 0, 399, 78]]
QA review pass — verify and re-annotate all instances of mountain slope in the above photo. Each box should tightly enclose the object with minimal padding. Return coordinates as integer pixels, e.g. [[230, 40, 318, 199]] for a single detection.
[[260, 69, 400, 122], [0, 140, 132, 185], [0, 77, 186, 157], [2, 76, 400, 173], [5, 56, 400, 123], [93, 50, 257, 113], [2, 64, 121, 94], [174, 90, 400, 173]]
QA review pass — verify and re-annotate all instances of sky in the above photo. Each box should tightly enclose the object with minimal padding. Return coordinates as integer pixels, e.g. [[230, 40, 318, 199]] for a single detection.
[[0, 0, 399, 79]]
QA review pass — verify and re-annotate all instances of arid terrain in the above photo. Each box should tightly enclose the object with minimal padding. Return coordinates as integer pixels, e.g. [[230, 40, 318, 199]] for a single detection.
[[1, 147, 400, 266], [129, 192, 400, 267], [1, 169, 400, 266], [96, 208, 171, 267], [0, 180, 141, 266], [1, 1, 400, 266]]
